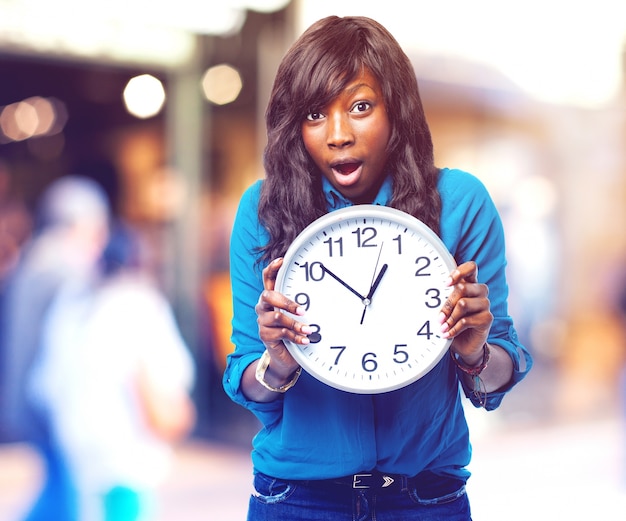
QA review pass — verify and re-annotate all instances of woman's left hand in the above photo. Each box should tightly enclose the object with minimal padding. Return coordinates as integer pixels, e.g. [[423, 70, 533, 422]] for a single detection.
[[439, 261, 493, 365]]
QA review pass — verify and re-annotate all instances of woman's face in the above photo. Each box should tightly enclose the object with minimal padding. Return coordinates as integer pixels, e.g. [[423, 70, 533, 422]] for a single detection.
[[301, 68, 391, 204]]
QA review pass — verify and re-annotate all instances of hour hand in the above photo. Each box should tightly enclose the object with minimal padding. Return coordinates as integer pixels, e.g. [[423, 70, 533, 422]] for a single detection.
[[320, 264, 367, 301], [366, 263, 388, 302], [360, 263, 388, 325]]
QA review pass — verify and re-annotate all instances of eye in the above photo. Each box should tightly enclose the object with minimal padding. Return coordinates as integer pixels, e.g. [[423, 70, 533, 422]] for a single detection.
[[351, 101, 371, 113], [305, 111, 325, 121]]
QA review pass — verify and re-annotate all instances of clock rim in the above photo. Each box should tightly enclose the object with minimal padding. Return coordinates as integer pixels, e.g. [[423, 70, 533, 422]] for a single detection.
[[275, 204, 457, 394]]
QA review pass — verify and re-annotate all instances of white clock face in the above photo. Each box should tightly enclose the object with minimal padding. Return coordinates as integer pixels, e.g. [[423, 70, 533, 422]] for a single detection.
[[275, 205, 456, 394]]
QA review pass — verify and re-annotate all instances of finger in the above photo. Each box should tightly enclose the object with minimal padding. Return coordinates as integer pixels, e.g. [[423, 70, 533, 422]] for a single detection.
[[258, 310, 313, 346], [446, 261, 478, 286], [273, 326, 312, 347], [263, 257, 284, 291], [449, 281, 489, 302], [439, 279, 489, 323], [443, 310, 492, 340], [261, 326, 311, 349], [257, 289, 306, 317], [259, 308, 313, 335], [441, 297, 492, 337]]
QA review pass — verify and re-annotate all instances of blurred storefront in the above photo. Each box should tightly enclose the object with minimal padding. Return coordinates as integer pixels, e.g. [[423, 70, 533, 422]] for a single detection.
[[1, 0, 626, 444], [0, 0, 292, 442]]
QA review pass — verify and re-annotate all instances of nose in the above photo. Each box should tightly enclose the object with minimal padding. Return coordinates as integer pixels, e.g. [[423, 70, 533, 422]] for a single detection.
[[327, 112, 354, 148]]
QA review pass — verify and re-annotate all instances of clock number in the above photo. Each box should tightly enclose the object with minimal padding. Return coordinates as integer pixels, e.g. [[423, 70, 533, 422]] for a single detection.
[[424, 288, 441, 308], [362, 352, 378, 372], [415, 256, 431, 276], [330, 345, 346, 365], [352, 227, 377, 248], [300, 261, 325, 282], [393, 344, 409, 364], [323, 236, 343, 257], [307, 324, 322, 344], [294, 292, 311, 311], [392, 234, 402, 254], [417, 321, 433, 340]]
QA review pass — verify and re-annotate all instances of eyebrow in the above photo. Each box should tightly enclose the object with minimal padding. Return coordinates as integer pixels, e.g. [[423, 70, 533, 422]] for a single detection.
[[345, 82, 376, 96]]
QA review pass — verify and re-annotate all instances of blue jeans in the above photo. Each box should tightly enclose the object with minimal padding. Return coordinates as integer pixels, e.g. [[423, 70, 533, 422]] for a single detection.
[[248, 472, 472, 521]]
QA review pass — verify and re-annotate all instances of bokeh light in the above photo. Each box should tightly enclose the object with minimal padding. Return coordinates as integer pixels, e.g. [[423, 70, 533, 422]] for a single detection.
[[122, 74, 166, 119], [201, 64, 243, 106], [0, 96, 67, 143]]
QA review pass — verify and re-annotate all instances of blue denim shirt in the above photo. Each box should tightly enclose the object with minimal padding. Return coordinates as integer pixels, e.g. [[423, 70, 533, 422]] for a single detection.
[[223, 168, 532, 481]]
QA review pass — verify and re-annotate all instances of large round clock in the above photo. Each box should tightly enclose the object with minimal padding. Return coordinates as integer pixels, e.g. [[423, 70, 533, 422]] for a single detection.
[[274, 204, 457, 394]]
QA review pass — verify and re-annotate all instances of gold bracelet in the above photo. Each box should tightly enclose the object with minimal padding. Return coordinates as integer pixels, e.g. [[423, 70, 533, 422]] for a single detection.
[[255, 350, 302, 393]]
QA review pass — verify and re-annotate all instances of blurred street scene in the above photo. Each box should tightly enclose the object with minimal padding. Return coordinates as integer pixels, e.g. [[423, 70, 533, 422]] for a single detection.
[[2, 0, 626, 520]]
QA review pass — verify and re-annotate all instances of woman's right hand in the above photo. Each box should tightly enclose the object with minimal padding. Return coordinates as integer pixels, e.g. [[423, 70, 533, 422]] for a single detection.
[[256, 257, 313, 354], [242, 258, 310, 400]]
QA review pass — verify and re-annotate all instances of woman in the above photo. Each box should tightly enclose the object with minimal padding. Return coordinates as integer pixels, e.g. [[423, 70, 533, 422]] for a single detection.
[[224, 15, 532, 520]]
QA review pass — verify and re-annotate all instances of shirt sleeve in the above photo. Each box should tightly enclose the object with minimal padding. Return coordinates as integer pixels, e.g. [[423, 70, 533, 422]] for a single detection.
[[439, 169, 533, 410], [222, 182, 284, 424]]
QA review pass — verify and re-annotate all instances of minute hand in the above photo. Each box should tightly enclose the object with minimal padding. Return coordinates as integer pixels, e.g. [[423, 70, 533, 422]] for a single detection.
[[321, 264, 367, 301]]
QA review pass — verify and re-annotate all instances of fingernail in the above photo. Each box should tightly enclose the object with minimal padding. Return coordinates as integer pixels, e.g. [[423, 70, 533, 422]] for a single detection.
[[438, 312, 446, 324], [301, 325, 313, 334], [296, 306, 306, 316], [440, 321, 449, 333]]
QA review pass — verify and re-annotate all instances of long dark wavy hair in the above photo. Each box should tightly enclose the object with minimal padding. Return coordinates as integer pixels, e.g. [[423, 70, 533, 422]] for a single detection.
[[258, 16, 441, 264]]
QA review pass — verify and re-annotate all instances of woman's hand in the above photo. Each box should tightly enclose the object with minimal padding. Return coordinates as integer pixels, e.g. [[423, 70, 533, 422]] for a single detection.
[[256, 257, 312, 355], [438, 261, 493, 366], [242, 258, 310, 401]]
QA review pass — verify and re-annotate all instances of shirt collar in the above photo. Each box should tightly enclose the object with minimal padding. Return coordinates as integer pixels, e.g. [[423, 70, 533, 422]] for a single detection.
[[322, 176, 393, 210]]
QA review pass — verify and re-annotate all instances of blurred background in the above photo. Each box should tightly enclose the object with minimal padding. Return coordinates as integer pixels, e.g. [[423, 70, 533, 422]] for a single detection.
[[1, 0, 626, 519]]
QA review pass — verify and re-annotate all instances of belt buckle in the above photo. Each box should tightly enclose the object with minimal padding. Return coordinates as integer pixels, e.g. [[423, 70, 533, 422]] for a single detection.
[[352, 473, 373, 489]]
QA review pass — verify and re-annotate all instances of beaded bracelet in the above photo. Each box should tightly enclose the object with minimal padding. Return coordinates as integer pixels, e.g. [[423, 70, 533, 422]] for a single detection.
[[451, 344, 490, 407], [450, 343, 490, 376]]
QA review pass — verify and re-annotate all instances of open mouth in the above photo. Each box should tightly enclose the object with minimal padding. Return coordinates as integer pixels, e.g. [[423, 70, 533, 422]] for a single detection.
[[334, 162, 361, 175]]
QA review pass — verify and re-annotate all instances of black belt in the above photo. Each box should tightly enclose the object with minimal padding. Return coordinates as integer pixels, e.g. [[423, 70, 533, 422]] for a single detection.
[[332, 472, 406, 490], [315, 470, 465, 498]]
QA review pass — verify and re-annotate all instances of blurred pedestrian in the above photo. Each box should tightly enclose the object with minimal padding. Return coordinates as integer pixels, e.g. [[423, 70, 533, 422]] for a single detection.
[[0, 160, 33, 442], [0, 175, 111, 521], [28, 221, 196, 521]]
